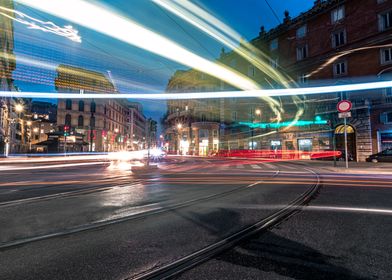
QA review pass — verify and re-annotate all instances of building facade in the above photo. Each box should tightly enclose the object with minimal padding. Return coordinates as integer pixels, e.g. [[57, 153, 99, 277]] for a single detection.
[[164, 0, 392, 161], [56, 65, 148, 152]]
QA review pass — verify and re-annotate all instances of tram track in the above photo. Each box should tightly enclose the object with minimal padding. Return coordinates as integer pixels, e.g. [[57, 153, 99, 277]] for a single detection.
[[130, 167, 320, 280], [0, 169, 280, 250]]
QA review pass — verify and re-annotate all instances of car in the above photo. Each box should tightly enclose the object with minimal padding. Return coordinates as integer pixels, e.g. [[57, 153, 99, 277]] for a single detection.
[[366, 149, 392, 163]]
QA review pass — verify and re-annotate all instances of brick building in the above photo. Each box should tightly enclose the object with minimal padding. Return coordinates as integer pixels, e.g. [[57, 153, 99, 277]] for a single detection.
[[164, 0, 392, 161]]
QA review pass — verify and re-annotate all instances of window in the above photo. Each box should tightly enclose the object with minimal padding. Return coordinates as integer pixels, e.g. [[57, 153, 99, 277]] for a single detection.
[[65, 114, 71, 126], [298, 74, 308, 84], [65, 99, 72, 110], [232, 111, 237, 121], [296, 45, 308, 60], [269, 38, 278, 51], [270, 57, 279, 68], [331, 6, 345, 23], [296, 25, 307, 38], [229, 58, 237, 68], [334, 61, 347, 76], [332, 30, 346, 48], [247, 65, 255, 77], [90, 116, 95, 127], [78, 115, 84, 127], [91, 101, 96, 113], [381, 48, 392, 64], [379, 10, 392, 31], [78, 100, 84, 112]]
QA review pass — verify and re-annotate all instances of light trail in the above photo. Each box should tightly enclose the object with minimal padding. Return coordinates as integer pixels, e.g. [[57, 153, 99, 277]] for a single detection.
[[153, 0, 291, 87], [15, 0, 261, 91], [1, 80, 391, 99], [0, 5, 81, 42]]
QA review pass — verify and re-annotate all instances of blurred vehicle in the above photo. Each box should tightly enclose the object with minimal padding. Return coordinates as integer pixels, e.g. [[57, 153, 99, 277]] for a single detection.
[[150, 148, 167, 161], [366, 149, 392, 163]]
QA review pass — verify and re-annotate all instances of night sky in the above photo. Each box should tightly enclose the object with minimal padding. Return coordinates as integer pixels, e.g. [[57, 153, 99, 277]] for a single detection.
[[11, 0, 314, 121]]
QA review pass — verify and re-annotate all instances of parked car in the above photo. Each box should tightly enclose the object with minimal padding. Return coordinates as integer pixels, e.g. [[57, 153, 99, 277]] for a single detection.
[[366, 149, 392, 163]]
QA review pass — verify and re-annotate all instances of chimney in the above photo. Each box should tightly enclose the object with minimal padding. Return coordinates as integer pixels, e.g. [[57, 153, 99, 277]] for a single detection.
[[259, 26, 266, 37]]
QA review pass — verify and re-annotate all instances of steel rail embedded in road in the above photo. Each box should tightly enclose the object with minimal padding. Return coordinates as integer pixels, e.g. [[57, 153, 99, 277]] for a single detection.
[[0, 170, 280, 250], [130, 168, 320, 280], [0, 180, 143, 208]]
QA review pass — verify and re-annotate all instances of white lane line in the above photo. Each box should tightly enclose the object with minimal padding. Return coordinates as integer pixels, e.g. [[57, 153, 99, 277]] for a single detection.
[[261, 162, 276, 170], [251, 164, 262, 169]]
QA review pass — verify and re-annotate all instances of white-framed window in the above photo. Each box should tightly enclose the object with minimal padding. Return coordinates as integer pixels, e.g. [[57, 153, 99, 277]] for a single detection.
[[270, 57, 279, 68], [333, 61, 347, 76], [247, 65, 255, 77], [298, 74, 309, 84], [270, 38, 278, 51], [296, 45, 308, 61], [381, 48, 392, 64], [332, 30, 346, 48], [296, 25, 307, 38], [379, 10, 392, 31], [331, 6, 345, 23]]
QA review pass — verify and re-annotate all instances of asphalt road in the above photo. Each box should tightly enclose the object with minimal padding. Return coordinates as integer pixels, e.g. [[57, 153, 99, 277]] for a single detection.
[[0, 156, 317, 279], [1, 157, 390, 279], [178, 162, 392, 280]]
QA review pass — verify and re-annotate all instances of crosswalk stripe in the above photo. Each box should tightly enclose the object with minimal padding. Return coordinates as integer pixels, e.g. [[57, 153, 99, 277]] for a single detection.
[[251, 164, 262, 169]]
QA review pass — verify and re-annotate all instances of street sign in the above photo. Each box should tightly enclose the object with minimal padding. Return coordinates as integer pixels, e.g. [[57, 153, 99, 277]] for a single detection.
[[338, 112, 352, 118], [337, 100, 352, 112]]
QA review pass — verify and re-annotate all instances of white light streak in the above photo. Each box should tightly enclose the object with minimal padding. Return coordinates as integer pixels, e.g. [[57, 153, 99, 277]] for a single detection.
[[15, 0, 260, 91], [0, 5, 81, 42], [1, 81, 391, 99]]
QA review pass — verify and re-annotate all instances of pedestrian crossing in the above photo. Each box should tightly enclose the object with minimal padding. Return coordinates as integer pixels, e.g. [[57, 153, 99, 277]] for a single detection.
[[220, 162, 278, 171]]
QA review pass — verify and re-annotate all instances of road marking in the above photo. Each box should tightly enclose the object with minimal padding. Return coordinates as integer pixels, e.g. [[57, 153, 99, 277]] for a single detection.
[[251, 164, 262, 169]]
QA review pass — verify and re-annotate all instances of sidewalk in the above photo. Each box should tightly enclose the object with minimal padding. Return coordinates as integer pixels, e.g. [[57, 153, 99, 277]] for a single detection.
[[293, 160, 392, 175]]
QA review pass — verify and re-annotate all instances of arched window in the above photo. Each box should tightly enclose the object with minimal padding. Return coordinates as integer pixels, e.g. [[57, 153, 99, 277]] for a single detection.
[[66, 99, 72, 110], [78, 115, 84, 127], [65, 114, 71, 126], [90, 116, 95, 128], [91, 101, 96, 113], [78, 100, 84, 112]]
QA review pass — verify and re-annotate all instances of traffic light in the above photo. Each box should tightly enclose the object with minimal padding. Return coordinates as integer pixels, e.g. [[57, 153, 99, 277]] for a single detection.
[[64, 125, 70, 136]]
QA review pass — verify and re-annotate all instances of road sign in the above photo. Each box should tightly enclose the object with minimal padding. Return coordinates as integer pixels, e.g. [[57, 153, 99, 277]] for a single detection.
[[337, 100, 352, 112], [338, 112, 352, 118]]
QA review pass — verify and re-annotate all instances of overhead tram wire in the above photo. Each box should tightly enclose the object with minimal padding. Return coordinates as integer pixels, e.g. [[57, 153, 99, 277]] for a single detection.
[[264, 0, 281, 24]]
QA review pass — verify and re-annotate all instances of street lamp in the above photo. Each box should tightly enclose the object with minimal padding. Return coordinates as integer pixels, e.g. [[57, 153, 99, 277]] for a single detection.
[[14, 103, 24, 113]]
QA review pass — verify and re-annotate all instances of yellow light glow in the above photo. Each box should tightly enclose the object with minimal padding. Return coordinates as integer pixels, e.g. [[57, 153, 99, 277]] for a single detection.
[[14, 104, 24, 113]]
